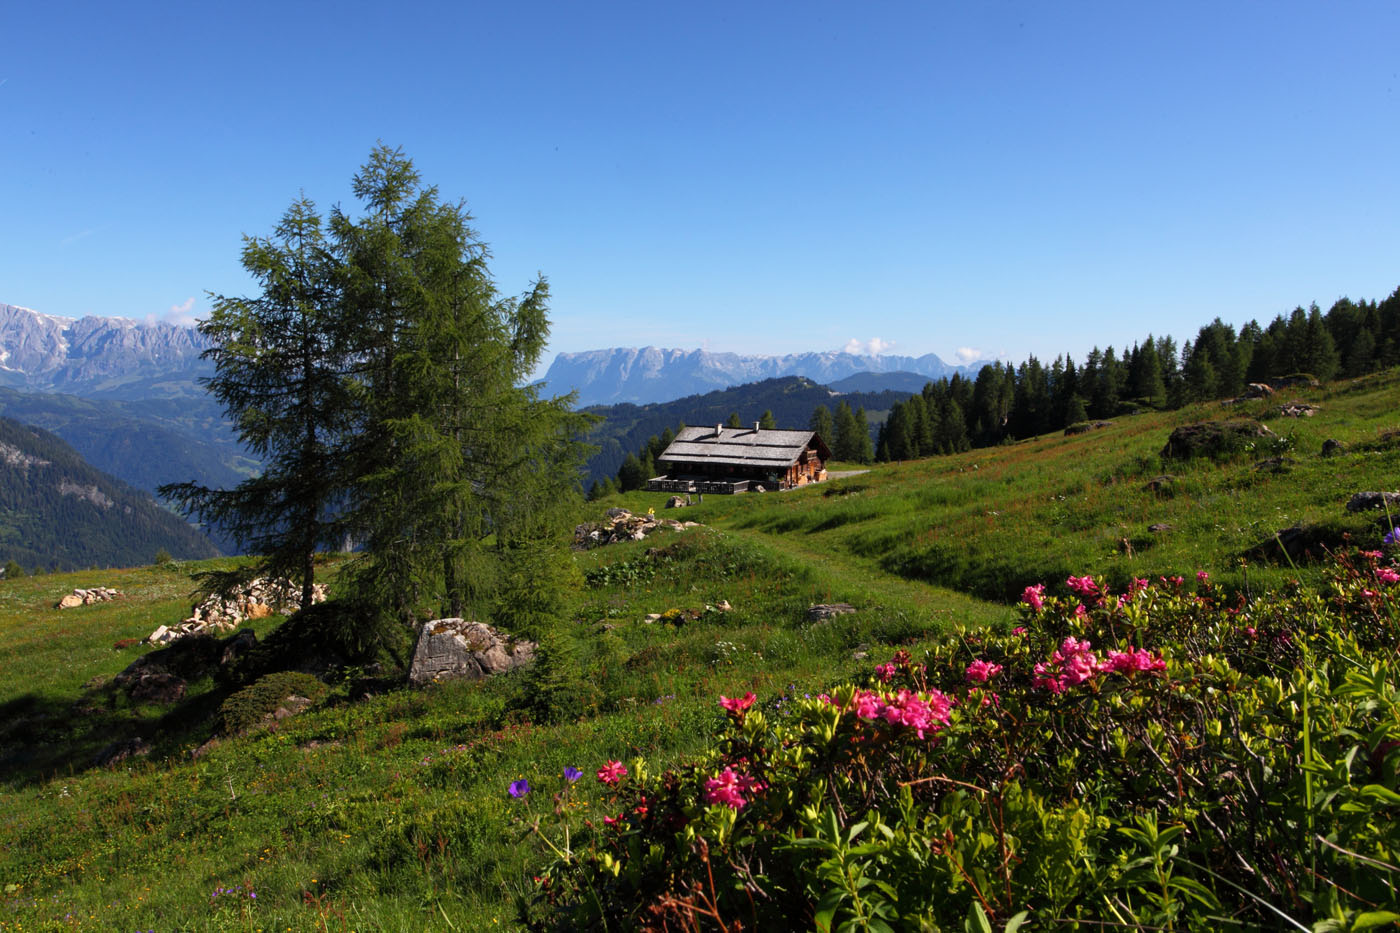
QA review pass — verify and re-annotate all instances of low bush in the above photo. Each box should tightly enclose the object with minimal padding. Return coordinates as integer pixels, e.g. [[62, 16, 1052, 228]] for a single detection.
[[218, 671, 328, 735], [520, 552, 1400, 931]]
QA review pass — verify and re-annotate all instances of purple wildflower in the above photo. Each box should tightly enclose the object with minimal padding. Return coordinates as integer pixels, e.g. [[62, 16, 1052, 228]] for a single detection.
[[508, 779, 530, 798], [563, 767, 582, 783]]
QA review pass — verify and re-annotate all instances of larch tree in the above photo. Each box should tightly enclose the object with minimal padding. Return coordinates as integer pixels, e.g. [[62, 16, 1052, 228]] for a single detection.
[[160, 197, 350, 608]]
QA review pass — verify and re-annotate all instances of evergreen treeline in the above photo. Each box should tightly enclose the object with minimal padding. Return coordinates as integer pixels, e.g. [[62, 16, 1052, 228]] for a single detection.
[[873, 290, 1400, 461]]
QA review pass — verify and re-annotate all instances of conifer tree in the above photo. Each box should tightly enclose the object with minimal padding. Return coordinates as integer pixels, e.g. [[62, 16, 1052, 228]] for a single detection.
[[161, 197, 349, 608]]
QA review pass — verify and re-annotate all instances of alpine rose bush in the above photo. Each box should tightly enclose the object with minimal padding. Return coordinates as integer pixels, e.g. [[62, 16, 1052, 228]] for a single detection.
[[523, 552, 1400, 933]]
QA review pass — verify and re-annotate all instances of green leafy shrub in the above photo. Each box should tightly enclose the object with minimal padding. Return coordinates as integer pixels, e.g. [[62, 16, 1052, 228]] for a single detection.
[[520, 551, 1400, 931], [217, 671, 327, 734]]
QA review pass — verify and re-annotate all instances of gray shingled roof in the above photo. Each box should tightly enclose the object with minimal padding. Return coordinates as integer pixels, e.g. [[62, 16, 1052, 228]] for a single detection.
[[658, 426, 825, 469]]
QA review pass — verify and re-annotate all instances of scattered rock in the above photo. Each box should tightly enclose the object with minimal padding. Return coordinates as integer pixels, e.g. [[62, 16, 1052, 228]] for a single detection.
[[1251, 522, 1341, 563], [1346, 491, 1400, 513], [94, 737, 149, 768], [665, 495, 688, 509], [127, 671, 187, 704], [56, 586, 121, 609], [572, 508, 698, 549], [643, 601, 732, 626], [1243, 383, 1275, 398], [114, 629, 255, 703], [1064, 420, 1114, 436], [1277, 403, 1320, 418], [1253, 456, 1297, 473], [1161, 420, 1273, 460], [1145, 475, 1176, 493], [1148, 523, 1174, 534], [147, 578, 327, 645], [1321, 439, 1345, 457], [808, 603, 858, 622], [407, 618, 536, 687]]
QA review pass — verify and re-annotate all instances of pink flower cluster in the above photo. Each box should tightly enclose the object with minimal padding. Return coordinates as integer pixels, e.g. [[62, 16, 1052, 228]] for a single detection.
[[1377, 567, 1400, 585], [1034, 637, 1165, 693], [597, 760, 628, 785], [875, 663, 896, 682], [965, 659, 1003, 683], [1022, 584, 1046, 612], [704, 768, 765, 810], [840, 687, 954, 739], [1034, 637, 1100, 693], [1066, 575, 1099, 599], [719, 692, 756, 714], [1102, 647, 1168, 674]]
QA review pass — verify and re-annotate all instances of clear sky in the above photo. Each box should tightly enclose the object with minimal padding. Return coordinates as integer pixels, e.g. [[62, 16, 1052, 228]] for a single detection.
[[3, 1, 1397, 375]]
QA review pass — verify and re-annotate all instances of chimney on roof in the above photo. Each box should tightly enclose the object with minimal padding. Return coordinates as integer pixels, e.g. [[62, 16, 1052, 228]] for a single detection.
[[714, 423, 723, 440], [753, 421, 760, 433]]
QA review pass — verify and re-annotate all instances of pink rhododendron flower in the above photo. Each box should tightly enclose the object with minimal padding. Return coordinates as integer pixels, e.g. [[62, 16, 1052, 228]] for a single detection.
[[874, 663, 896, 682], [718, 692, 756, 714], [965, 659, 1003, 683], [1360, 550, 1383, 560], [840, 687, 954, 739], [1377, 568, 1400, 585], [1021, 584, 1045, 611], [1035, 637, 1101, 692], [1066, 575, 1098, 598], [1162, 575, 1185, 588], [704, 768, 764, 810], [1196, 570, 1210, 583], [1103, 647, 1166, 674], [1073, 603, 1088, 619], [1012, 626, 1027, 636], [597, 760, 628, 785], [1127, 577, 1150, 598]]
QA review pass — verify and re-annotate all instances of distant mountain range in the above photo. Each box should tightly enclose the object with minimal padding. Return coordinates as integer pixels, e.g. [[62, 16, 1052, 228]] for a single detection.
[[0, 417, 220, 571], [541, 347, 987, 406], [0, 303, 211, 399]]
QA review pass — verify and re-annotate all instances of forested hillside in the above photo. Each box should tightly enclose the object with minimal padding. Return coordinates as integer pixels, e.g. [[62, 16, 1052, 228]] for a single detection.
[[873, 288, 1400, 461], [0, 417, 220, 571]]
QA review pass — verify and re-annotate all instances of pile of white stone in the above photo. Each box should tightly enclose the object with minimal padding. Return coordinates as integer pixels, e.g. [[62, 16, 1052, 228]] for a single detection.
[[55, 586, 122, 609], [572, 508, 699, 549], [146, 577, 328, 645]]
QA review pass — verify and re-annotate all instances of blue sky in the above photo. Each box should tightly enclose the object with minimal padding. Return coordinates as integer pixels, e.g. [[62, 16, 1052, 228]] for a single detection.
[[3, 2, 1397, 375]]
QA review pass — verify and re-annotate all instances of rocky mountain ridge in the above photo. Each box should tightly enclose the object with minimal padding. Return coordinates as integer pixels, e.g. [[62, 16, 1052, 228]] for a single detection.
[[0, 303, 210, 399], [542, 346, 987, 406]]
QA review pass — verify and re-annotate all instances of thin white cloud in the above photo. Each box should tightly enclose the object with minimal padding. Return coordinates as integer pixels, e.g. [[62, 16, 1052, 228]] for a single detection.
[[151, 297, 201, 328], [843, 337, 896, 356], [60, 228, 95, 246], [955, 347, 984, 364]]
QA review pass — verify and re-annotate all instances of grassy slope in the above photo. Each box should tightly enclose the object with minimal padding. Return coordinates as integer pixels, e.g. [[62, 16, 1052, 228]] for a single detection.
[[0, 372, 1397, 931]]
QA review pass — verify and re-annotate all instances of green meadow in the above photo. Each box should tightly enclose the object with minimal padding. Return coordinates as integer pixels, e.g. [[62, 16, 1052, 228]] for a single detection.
[[1, 372, 1398, 931]]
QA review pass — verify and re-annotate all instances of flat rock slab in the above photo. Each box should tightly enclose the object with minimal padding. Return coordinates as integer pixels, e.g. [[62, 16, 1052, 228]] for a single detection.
[[808, 603, 858, 622], [408, 619, 535, 687], [1346, 491, 1400, 512]]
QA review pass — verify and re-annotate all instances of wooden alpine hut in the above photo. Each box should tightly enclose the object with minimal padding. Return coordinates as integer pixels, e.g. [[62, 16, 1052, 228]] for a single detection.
[[646, 423, 830, 495]]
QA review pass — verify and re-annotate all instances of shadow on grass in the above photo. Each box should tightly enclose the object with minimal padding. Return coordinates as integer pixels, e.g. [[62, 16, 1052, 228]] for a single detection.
[[0, 678, 230, 789]]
